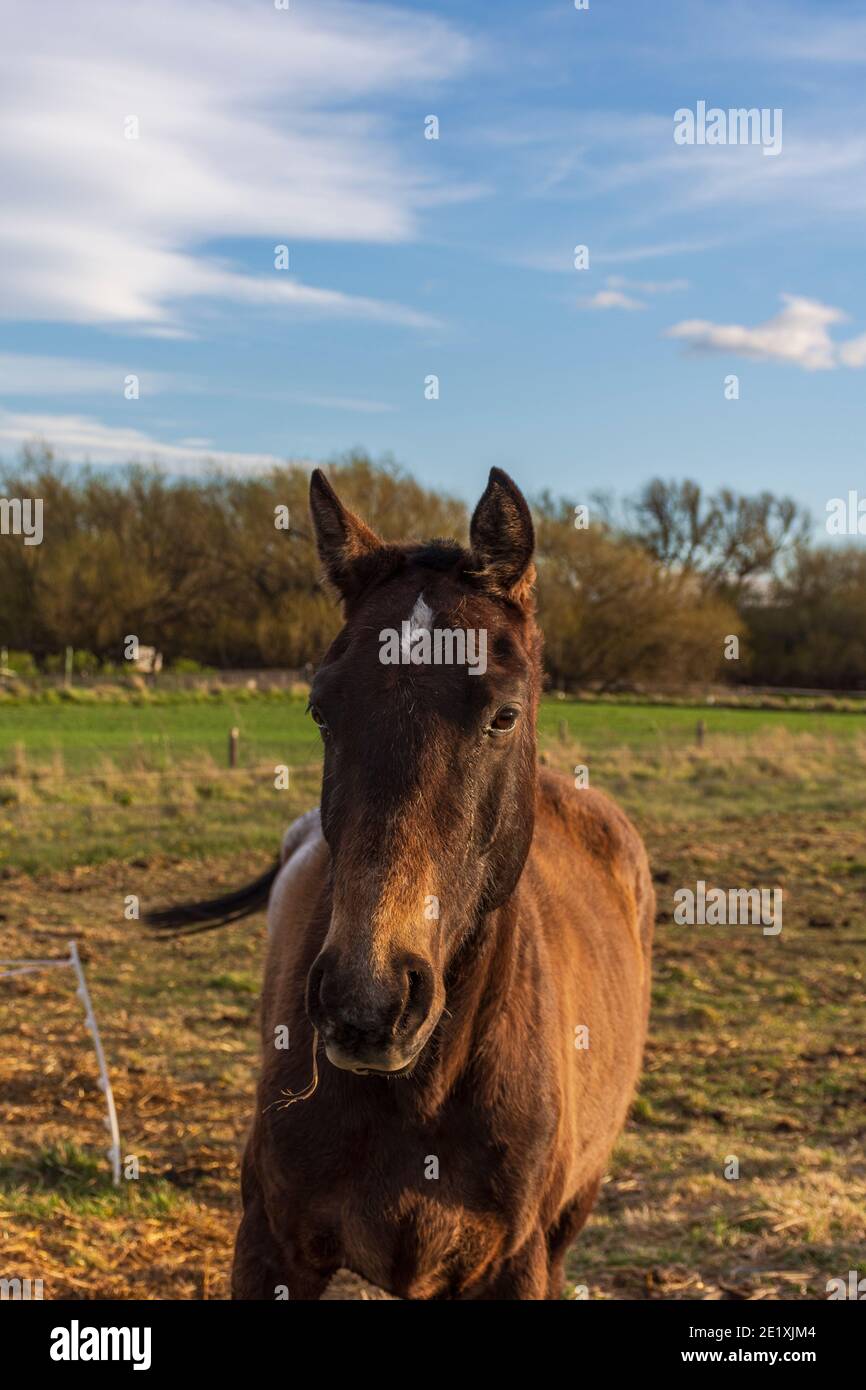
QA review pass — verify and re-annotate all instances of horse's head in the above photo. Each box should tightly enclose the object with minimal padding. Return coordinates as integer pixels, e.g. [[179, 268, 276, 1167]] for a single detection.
[[305, 467, 542, 1076]]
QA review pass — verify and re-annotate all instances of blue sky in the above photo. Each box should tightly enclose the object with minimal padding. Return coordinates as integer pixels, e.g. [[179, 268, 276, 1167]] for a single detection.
[[2, 0, 866, 533]]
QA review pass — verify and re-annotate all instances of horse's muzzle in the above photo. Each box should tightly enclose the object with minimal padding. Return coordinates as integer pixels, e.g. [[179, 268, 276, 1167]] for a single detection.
[[306, 949, 438, 1074]]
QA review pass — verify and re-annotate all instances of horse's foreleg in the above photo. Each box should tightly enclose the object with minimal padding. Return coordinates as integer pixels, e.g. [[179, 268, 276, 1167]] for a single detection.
[[231, 1150, 332, 1301], [545, 1174, 603, 1299], [463, 1228, 550, 1301]]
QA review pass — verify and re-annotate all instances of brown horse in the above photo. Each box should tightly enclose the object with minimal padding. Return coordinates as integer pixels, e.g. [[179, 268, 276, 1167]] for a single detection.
[[147, 467, 654, 1300]]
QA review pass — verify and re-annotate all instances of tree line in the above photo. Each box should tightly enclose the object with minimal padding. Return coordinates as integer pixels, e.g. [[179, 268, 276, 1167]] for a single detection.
[[1, 447, 863, 690]]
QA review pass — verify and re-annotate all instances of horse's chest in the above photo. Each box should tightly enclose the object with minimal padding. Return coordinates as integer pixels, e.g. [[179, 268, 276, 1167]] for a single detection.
[[284, 1103, 550, 1299], [337, 1151, 510, 1298]]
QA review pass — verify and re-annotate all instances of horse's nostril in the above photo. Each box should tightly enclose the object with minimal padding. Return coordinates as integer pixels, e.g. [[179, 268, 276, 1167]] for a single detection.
[[407, 970, 423, 1013], [306, 956, 328, 1023], [395, 964, 433, 1039]]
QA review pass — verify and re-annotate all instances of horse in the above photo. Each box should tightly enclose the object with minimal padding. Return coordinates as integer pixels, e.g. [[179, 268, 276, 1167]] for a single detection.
[[147, 466, 654, 1300]]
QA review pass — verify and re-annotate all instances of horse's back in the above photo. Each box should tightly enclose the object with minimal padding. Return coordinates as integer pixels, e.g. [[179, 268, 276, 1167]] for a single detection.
[[262, 808, 330, 1037]]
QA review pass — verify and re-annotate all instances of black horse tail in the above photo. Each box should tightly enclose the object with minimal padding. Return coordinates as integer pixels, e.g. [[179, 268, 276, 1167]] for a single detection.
[[144, 860, 281, 937]]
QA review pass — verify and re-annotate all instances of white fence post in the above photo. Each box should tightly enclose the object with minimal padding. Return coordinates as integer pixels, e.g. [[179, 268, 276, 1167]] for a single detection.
[[0, 941, 122, 1186]]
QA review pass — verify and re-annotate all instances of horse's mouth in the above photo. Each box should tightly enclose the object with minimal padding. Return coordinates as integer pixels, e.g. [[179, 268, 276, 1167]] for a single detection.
[[324, 1042, 422, 1077], [320, 1002, 443, 1079], [351, 1058, 415, 1078]]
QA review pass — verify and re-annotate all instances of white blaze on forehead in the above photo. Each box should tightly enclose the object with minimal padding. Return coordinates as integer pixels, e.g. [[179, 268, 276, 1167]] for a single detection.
[[401, 592, 434, 662]]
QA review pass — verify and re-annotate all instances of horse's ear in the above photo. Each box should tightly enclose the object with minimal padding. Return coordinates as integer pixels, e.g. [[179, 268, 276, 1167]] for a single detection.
[[309, 469, 383, 602], [469, 468, 535, 604]]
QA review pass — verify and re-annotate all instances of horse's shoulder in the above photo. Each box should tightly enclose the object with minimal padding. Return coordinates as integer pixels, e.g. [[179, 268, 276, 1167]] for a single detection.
[[534, 770, 654, 972], [536, 768, 648, 877]]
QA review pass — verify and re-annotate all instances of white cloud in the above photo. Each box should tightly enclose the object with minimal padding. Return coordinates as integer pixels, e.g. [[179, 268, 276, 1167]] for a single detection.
[[837, 334, 866, 368], [0, 0, 472, 331], [0, 409, 284, 472], [578, 275, 688, 312], [666, 294, 866, 371], [583, 289, 646, 311]]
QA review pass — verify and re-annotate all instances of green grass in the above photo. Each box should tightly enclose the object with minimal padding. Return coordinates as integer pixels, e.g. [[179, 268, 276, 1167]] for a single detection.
[[0, 690, 320, 773], [538, 697, 865, 746], [2, 689, 863, 775]]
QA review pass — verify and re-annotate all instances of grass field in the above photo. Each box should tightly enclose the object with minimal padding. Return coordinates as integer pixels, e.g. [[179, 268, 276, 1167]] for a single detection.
[[1, 691, 864, 1299], [3, 688, 865, 774]]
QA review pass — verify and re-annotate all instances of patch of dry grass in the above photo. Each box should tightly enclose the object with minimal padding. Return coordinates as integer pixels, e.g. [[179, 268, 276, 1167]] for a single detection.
[[1, 727, 864, 1299]]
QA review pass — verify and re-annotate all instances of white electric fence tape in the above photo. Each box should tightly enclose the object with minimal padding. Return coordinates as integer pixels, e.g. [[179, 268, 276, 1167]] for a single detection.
[[0, 940, 122, 1185]]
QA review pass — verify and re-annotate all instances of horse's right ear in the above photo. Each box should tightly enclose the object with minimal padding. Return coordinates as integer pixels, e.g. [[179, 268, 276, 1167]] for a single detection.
[[309, 469, 383, 602]]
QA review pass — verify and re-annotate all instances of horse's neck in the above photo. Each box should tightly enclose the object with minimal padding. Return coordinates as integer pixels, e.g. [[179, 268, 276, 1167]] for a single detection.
[[413, 762, 539, 1111], [439, 772, 538, 1065], [414, 894, 524, 1111]]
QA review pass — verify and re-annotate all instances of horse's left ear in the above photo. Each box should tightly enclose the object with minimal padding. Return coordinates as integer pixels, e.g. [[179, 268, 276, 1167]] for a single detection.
[[469, 468, 535, 603]]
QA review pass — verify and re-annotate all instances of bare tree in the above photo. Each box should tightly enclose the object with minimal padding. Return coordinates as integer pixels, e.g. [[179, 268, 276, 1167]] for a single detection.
[[627, 478, 810, 590]]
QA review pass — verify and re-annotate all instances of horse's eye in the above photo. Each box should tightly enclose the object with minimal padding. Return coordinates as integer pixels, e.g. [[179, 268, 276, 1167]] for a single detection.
[[309, 704, 329, 733], [489, 706, 520, 735]]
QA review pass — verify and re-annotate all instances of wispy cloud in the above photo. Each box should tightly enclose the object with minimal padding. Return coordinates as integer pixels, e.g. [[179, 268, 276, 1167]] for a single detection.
[[512, 239, 717, 274], [715, 3, 866, 66], [288, 393, 396, 415], [0, 354, 401, 415], [666, 294, 866, 371], [0, 0, 472, 333], [608, 275, 689, 294], [485, 96, 866, 263], [578, 274, 688, 311], [594, 240, 722, 266], [0, 354, 188, 395], [0, 409, 284, 472]]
